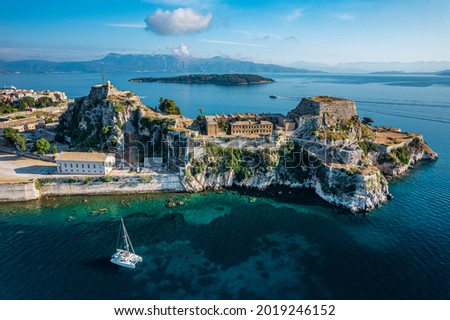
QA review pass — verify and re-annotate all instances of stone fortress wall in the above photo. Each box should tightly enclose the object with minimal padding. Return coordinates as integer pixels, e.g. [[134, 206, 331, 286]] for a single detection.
[[289, 96, 357, 121]]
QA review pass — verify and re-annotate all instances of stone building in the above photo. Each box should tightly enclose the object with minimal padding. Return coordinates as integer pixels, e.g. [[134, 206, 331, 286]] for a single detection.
[[289, 96, 357, 123], [0, 118, 46, 135], [55, 152, 115, 175], [261, 113, 296, 131], [204, 113, 287, 136], [230, 120, 273, 135], [205, 115, 219, 136]]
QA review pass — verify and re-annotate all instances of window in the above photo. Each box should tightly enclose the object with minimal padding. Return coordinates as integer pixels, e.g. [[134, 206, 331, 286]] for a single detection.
[[82, 164, 84, 169], [64, 163, 67, 168], [76, 164, 78, 168], [87, 164, 90, 169], [70, 163, 73, 168]]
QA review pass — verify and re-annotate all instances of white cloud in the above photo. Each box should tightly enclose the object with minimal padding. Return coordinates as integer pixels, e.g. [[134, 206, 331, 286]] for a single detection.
[[285, 9, 304, 21], [145, 8, 212, 35], [200, 39, 261, 47], [106, 23, 146, 28], [336, 14, 356, 21], [168, 43, 191, 57]]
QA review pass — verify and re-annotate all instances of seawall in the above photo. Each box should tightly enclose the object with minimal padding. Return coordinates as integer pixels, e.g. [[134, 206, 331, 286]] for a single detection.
[[0, 182, 40, 202], [0, 174, 186, 203]]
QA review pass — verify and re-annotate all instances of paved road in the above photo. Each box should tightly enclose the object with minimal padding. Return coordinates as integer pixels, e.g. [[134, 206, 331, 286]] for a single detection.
[[0, 153, 58, 182]]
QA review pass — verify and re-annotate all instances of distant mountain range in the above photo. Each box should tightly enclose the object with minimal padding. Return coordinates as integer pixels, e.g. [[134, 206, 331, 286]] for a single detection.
[[289, 60, 450, 73], [1, 54, 449, 75], [436, 70, 450, 76], [0, 53, 322, 74]]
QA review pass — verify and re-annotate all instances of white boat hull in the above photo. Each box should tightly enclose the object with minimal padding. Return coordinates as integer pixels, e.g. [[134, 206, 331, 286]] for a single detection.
[[110, 249, 142, 269]]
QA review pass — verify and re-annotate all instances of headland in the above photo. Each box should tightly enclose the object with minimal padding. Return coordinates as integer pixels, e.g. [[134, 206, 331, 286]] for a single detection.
[[0, 82, 438, 212]]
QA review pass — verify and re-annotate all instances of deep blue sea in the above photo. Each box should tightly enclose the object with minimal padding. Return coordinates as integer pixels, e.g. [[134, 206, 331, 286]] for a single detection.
[[0, 72, 449, 299]]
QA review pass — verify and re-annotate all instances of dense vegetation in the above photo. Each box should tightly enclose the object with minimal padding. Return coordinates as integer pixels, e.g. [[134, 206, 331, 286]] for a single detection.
[[130, 74, 275, 86], [3, 127, 26, 151], [359, 140, 379, 155], [391, 146, 411, 165], [158, 98, 181, 115], [0, 96, 57, 115]]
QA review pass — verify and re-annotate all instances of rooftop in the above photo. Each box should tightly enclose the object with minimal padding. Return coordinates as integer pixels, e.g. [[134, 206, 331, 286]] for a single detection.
[[230, 120, 272, 126], [308, 96, 349, 103], [55, 152, 114, 162], [0, 117, 42, 128]]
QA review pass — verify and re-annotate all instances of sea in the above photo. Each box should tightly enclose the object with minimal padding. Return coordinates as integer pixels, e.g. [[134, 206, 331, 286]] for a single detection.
[[0, 72, 449, 299]]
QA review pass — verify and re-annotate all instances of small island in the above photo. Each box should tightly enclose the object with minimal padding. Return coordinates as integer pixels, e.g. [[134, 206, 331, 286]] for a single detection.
[[129, 74, 274, 86]]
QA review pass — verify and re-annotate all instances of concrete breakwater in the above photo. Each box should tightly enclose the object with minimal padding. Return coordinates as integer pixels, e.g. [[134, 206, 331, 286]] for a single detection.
[[0, 174, 186, 203], [0, 182, 40, 202]]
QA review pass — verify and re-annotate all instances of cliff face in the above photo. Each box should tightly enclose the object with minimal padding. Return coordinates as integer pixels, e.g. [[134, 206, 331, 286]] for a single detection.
[[57, 82, 153, 150], [182, 141, 391, 212], [181, 97, 437, 213], [374, 137, 438, 176], [57, 82, 189, 168]]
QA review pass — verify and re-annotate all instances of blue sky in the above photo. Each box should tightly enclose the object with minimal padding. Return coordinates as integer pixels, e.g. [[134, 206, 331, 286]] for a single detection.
[[1, 0, 449, 64]]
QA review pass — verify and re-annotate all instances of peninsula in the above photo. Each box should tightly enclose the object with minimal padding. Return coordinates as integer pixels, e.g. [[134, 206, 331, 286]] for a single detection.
[[129, 74, 274, 85], [0, 82, 438, 213]]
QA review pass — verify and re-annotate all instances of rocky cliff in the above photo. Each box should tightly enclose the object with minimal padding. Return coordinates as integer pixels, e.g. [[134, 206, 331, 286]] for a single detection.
[[181, 97, 437, 213], [56, 85, 437, 213], [57, 81, 148, 150], [181, 140, 391, 212], [56, 82, 190, 167]]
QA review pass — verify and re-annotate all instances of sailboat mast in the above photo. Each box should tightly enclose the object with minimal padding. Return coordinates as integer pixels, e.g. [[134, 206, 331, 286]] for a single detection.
[[121, 218, 130, 252]]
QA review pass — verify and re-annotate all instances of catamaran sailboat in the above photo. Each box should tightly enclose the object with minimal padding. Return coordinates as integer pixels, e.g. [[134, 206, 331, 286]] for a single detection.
[[110, 218, 143, 269]]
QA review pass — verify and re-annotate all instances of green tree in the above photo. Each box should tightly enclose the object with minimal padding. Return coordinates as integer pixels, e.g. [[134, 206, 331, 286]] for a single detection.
[[362, 117, 374, 126], [158, 98, 181, 115], [36, 97, 54, 108], [3, 127, 17, 141], [3, 127, 26, 151], [52, 146, 58, 154], [0, 103, 16, 114], [14, 135, 26, 151], [34, 138, 51, 155], [19, 97, 36, 110]]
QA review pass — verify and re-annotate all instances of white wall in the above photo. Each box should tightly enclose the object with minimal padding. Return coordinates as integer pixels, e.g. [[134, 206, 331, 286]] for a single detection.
[[56, 157, 115, 175]]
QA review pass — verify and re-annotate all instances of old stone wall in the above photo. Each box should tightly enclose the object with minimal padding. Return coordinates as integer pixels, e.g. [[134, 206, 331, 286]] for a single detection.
[[0, 182, 39, 202], [0, 174, 185, 203], [290, 98, 357, 121], [319, 100, 357, 120], [40, 174, 185, 197]]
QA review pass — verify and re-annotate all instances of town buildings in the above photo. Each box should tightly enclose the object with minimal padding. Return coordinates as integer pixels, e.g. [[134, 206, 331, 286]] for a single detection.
[[0, 117, 46, 135], [0, 88, 67, 104]]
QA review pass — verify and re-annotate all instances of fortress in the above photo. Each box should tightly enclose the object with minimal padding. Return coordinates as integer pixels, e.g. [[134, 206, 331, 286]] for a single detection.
[[288, 96, 357, 123]]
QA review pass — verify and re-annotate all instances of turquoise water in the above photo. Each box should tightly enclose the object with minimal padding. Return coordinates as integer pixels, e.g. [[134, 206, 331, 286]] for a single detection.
[[0, 73, 449, 299]]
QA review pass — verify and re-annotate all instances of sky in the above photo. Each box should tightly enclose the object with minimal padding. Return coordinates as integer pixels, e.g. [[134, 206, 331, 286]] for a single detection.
[[1, 0, 450, 65]]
